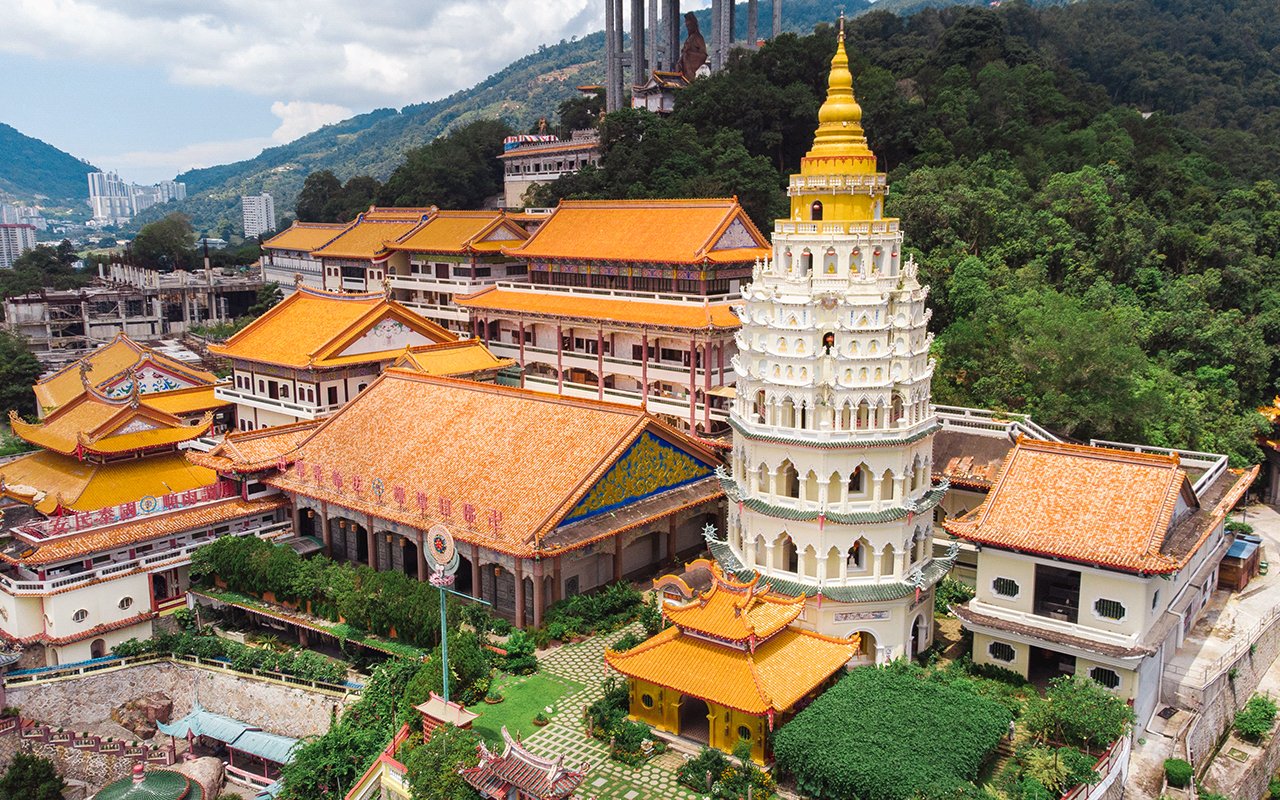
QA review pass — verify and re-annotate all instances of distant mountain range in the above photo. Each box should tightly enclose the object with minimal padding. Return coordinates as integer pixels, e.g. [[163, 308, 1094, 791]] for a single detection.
[[136, 0, 1075, 234], [0, 123, 98, 206]]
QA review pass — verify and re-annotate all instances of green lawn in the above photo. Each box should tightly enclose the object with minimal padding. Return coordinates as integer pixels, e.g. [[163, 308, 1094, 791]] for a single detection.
[[472, 671, 583, 745]]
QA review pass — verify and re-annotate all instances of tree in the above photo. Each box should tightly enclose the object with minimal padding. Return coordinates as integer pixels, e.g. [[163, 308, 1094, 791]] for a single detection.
[[0, 753, 65, 800], [295, 170, 343, 222], [403, 724, 482, 800], [378, 119, 513, 209], [1023, 676, 1133, 753], [0, 330, 43, 418], [132, 212, 196, 271], [249, 282, 284, 316]]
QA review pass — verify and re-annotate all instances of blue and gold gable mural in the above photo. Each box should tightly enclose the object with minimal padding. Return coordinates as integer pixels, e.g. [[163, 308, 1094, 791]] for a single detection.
[[563, 432, 713, 524]]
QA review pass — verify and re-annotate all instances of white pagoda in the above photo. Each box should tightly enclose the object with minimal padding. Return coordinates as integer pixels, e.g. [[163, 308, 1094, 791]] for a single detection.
[[709, 20, 955, 663]]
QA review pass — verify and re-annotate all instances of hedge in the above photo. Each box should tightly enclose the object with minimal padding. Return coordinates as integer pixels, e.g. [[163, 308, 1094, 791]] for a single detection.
[[773, 662, 1011, 800], [1163, 758, 1192, 789], [112, 631, 345, 684]]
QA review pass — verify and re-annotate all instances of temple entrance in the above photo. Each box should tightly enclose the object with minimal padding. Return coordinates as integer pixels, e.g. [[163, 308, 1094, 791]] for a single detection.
[[678, 696, 710, 743], [911, 614, 929, 658], [1029, 645, 1075, 688], [853, 630, 877, 662], [355, 527, 369, 565], [152, 573, 169, 602], [402, 537, 419, 579], [90, 639, 106, 659], [455, 554, 474, 597]]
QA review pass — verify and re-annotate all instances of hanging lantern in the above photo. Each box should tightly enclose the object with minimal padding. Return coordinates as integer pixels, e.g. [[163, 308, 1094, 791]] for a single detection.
[[338, 519, 346, 529], [494, 566, 502, 577], [306, 509, 315, 519]]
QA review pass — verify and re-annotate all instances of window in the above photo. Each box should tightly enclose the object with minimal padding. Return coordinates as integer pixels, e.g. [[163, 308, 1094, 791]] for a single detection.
[[1089, 667, 1121, 689], [641, 694, 655, 709], [118, 597, 133, 610], [737, 725, 753, 742], [988, 641, 1015, 663], [327, 386, 339, 406], [1094, 598, 1126, 621], [72, 609, 89, 623], [992, 577, 1020, 598]]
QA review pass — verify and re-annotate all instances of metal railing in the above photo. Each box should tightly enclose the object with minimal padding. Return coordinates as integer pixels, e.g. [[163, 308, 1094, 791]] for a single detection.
[[934, 405, 1062, 442]]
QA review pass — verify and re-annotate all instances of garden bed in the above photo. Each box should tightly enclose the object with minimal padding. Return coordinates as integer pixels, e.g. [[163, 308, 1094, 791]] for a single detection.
[[470, 672, 581, 745]]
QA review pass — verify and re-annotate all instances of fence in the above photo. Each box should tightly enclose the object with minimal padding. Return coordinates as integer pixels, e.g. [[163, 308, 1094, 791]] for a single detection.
[[2, 714, 175, 765], [1060, 736, 1130, 800], [1163, 601, 1280, 691]]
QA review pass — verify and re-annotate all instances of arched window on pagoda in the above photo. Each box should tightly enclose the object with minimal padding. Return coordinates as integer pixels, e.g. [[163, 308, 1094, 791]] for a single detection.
[[891, 394, 905, 427], [778, 533, 799, 573], [778, 460, 800, 498], [810, 200, 823, 221], [848, 465, 864, 494]]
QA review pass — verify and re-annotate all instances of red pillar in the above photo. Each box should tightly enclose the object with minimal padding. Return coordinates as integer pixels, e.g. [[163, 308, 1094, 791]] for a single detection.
[[471, 544, 482, 599], [514, 558, 527, 629], [533, 559, 545, 628], [597, 328, 604, 400]]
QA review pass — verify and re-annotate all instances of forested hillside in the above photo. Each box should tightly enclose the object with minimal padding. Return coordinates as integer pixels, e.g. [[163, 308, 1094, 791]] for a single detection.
[[533, 0, 1280, 463], [0, 123, 98, 204]]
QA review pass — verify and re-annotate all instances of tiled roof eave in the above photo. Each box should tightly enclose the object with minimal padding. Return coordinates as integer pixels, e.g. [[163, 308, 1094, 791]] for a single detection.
[[944, 521, 1180, 575], [729, 418, 941, 449], [456, 303, 732, 332], [953, 603, 1153, 661]]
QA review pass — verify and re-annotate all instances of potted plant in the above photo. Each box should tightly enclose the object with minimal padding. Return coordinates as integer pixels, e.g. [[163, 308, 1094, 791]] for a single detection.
[[533, 711, 550, 727]]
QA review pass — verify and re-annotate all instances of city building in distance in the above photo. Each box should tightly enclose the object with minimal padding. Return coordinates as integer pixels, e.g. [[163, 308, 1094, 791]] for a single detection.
[[0, 223, 36, 268], [242, 193, 276, 239], [87, 171, 187, 226]]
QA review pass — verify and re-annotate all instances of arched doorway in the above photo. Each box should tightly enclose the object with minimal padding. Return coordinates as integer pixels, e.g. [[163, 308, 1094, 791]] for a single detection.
[[912, 614, 929, 658], [152, 573, 169, 602], [678, 695, 710, 743], [90, 638, 106, 659], [853, 630, 877, 662]]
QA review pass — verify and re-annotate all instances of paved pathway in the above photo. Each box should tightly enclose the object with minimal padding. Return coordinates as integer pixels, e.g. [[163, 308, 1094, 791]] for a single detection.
[[520, 624, 707, 800]]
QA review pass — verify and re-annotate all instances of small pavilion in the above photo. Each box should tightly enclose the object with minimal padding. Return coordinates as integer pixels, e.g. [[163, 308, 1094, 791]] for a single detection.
[[158, 702, 300, 785], [460, 726, 588, 800], [605, 560, 856, 763]]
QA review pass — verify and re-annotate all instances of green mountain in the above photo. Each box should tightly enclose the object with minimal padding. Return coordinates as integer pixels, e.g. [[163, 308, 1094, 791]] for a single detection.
[[0, 123, 98, 204]]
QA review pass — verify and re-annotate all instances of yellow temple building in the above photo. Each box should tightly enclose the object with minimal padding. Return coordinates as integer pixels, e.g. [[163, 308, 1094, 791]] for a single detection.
[[605, 560, 856, 763]]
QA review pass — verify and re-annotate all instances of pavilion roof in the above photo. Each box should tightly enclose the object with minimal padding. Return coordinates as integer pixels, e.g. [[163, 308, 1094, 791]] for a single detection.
[[455, 286, 740, 330], [662, 565, 805, 643], [388, 211, 527, 254], [187, 420, 321, 475], [944, 437, 1257, 573], [158, 702, 300, 765], [310, 207, 435, 260], [10, 390, 210, 457], [604, 623, 855, 716], [139, 385, 227, 416], [207, 287, 454, 368], [500, 198, 769, 265], [460, 726, 587, 800], [0, 450, 218, 514], [33, 333, 218, 413], [261, 221, 348, 252], [264, 370, 719, 557], [390, 340, 515, 377]]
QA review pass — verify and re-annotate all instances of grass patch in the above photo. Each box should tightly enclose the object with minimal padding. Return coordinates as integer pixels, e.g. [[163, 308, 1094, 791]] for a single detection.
[[472, 672, 582, 745]]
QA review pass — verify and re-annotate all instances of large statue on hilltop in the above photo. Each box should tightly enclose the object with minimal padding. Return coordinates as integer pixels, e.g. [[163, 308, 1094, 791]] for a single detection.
[[678, 12, 708, 82]]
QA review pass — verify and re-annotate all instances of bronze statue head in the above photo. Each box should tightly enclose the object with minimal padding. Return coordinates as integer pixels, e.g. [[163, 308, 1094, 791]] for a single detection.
[[684, 12, 700, 36]]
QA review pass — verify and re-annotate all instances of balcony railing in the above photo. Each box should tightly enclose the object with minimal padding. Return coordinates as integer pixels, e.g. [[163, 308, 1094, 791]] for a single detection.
[[0, 521, 291, 596], [522, 375, 728, 421], [215, 385, 343, 420], [486, 341, 722, 379]]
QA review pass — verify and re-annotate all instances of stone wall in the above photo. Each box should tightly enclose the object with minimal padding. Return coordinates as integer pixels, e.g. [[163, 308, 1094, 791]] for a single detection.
[[1202, 719, 1280, 800], [7, 661, 347, 740]]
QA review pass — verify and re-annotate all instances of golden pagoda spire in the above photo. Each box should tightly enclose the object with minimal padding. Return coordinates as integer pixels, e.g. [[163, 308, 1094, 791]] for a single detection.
[[806, 13, 872, 160]]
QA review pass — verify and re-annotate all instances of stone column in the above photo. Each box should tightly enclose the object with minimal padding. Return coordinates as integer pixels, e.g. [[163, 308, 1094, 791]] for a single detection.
[[533, 559, 545, 628], [667, 516, 678, 563], [597, 328, 605, 400], [613, 540, 624, 582], [647, 0, 660, 71], [471, 544, 482, 599], [417, 532, 428, 581], [518, 321, 526, 388], [320, 503, 332, 556], [687, 336, 697, 431], [631, 0, 647, 86], [703, 341, 712, 431], [552, 556, 563, 603], [773, 0, 782, 39], [365, 516, 378, 570], [514, 558, 527, 628], [641, 330, 649, 410], [873, 547, 883, 579], [747, 0, 758, 45], [556, 323, 564, 393], [665, 0, 681, 74]]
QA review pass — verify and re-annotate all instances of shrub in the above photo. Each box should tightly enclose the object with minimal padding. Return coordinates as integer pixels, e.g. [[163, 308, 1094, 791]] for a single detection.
[[1022, 676, 1132, 753], [774, 661, 1011, 800], [0, 753, 64, 800], [1268, 775, 1280, 799], [1015, 777, 1053, 800], [403, 723, 482, 800], [678, 747, 730, 791], [1018, 746, 1097, 794], [544, 582, 643, 635], [1163, 758, 1192, 788], [611, 631, 644, 652], [1226, 521, 1254, 535], [639, 592, 665, 636], [502, 630, 539, 675], [586, 676, 629, 740], [935, 577, 976, 616], [1234, 694, 1278, 743]]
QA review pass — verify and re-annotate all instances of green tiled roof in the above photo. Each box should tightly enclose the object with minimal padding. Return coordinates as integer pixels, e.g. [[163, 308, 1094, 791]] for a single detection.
[[717, 467, 949, 524], [706, 535, 957, 604]]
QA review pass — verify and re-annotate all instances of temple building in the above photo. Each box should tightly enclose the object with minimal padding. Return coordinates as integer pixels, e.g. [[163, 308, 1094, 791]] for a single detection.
[[947, 437, 1256, 737], [461, 727, 588, 800], [499, 131, 600, 208], [710, 25, 952, 661], [631, 70, 690, 114], [248, 369, 723, 626], [33, 332, 226, 424], [455, 198, 770, 434], [607, 559, 855, 763], [260, 222, 348, 289], [311, 208, 436, 293], [209, 287, 465, 429], [383, 210, 530, 332]]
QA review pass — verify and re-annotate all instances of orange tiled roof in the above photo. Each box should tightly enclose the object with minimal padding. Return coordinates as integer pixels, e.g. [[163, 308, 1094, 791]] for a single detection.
[[662, 566, 804, 643], [265, 370, 719, 557], [0, 450, 218, 514], [944, 438, 1248, 573], [456, 287, 740, 330], [261, 222, 348, 253], [391, 340, 515, 377], [208, 287, 454, 368], [187, 419, 322, 474], [141, 385, 229, 416], [311, 208, 435, 260], [501, 199, 769, 265], [389, 211, 527, 254], [498, 140, 600, 159], [8, 496, 289, 566], [10, 391, 209, 457], [605, 624, 854, 715], [33, 334, 218, 413]]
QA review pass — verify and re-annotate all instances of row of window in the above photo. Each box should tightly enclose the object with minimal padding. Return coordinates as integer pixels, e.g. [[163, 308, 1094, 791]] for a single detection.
[[986, 642, 1121, 689], [72, 597, 133, 623], [990, 577, 1129, 621]]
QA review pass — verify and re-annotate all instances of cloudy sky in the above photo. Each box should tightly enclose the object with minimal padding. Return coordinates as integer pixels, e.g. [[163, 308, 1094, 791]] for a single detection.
[[0, 0, 706, 184]]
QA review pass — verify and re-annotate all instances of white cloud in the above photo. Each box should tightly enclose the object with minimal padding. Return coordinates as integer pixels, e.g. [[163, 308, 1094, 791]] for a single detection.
[[270, 100, 354, 144], [0, 0, 616, 110], [86, 137, 276, 183]]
